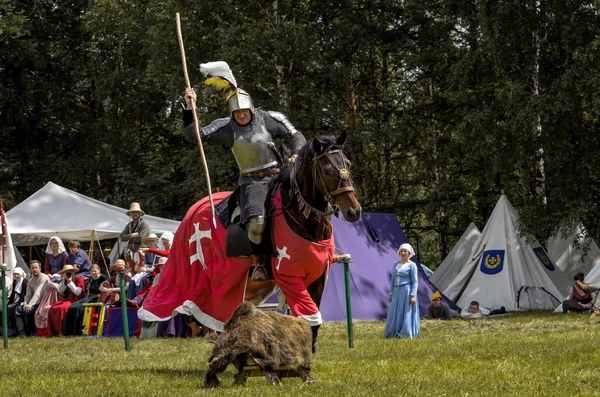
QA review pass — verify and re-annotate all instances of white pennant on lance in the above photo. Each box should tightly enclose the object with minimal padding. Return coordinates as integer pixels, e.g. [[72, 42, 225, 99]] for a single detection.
[[188, 222, 212, 269], [275, 246, 291, 271]]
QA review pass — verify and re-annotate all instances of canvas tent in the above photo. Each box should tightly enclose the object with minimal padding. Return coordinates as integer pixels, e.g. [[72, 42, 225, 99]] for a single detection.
[[547, 224, 600, 281], [320, 212, 459, 321], [5, 182, 180, 246], [430, 222, 481, 295], [443, 195, 570, 311]]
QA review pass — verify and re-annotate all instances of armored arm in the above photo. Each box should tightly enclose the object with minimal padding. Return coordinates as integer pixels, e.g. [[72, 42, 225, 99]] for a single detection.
[[181, 109, 235, 148], [264, 111, 306, 155]]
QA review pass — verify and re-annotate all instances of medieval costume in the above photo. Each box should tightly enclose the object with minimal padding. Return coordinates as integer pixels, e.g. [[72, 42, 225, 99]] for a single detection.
[[0, 268, 27, 332], [15, 271, 49, 336], [562, 282, 595, 313], [181, 61, 306, 280], [120, 202, 150, 275], [44, 236, 68, 275], [384, 243, 420, 339], [425, 290, 459, 320], [47, 265, 86, 337], [63, 271, 107, 336], [66, 245, 92, 279]]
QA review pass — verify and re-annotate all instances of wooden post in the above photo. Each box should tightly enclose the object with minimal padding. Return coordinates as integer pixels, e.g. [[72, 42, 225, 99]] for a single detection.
[[119, 272, 130, 352], [89, 230, 96, 263], [342, 255, 354, 348]]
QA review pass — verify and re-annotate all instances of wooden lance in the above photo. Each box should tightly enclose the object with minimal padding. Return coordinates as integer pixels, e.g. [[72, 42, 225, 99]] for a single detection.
[[176, 12, 217, 227]]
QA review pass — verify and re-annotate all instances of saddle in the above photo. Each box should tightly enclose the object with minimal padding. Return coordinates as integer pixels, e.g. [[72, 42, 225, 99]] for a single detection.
[[216, 180, 282, 259]]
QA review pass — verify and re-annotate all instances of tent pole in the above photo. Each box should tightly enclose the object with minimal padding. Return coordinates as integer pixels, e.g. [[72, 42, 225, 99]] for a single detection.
[[97, 238, 110, 276], [89, 230, 95, 264], [29, 246, 32, 264]]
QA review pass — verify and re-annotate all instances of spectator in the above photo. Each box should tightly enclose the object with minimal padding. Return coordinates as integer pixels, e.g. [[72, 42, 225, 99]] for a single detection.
[[0, 267, 27, 334], [384, 243, 420, 339], [574, 280, 600, 318], [47, 264, 85, 337], [120, 202, 150, 275], [44, 236, 68, 276], [149, 231, 174, 257], [425, 291, 459, 320], [561, 272, 595, 313], [63, 264, 108, 336], [142, 233, 160, 269], [14, 261, 49, 337], [461, 301, 506, 319], [99, 260, 132, 306], [66, 240, 92, 279]]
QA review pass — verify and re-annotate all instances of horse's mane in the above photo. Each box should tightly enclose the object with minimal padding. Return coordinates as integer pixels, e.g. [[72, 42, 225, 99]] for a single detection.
[[273, 135, 340, 186], [297, 135, 339, 166]]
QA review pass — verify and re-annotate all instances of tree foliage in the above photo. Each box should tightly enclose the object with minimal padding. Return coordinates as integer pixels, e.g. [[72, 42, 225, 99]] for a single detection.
[[2, 0, 600, 266]]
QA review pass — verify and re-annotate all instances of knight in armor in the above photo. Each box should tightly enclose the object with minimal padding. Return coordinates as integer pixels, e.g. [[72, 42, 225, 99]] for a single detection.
[[182, 62, 306, 282]]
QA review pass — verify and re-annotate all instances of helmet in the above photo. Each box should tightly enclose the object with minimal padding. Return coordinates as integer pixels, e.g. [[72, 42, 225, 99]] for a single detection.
[[227, 88, 254, 115]]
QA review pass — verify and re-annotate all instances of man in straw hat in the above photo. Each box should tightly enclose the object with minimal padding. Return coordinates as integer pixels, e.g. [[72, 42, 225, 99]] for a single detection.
[[120, 202, 150, 275], [182, 62, 306, 282]]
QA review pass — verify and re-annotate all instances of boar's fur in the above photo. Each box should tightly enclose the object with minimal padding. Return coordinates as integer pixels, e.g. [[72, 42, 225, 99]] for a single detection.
[[204, 301, 314, 387]]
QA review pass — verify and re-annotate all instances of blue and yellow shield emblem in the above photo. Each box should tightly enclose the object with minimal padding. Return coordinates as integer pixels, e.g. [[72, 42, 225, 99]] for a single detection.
[[533, 247, 554, 271], [480, 250, 505, 275]]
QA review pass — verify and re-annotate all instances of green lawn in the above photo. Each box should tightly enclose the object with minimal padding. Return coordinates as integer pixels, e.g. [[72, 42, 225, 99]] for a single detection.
[[1, 312, 599, 396]]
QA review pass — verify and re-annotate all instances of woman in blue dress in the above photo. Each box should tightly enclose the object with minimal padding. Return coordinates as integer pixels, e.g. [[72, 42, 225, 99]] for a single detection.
[[384, 243, 420, 339]]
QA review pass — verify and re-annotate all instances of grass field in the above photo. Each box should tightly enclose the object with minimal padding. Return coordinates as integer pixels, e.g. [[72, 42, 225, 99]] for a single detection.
[[1, 312, 600, 396]]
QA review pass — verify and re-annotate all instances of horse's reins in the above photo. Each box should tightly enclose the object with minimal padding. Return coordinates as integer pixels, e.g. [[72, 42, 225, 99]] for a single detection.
[[290, 147, 354, 219]]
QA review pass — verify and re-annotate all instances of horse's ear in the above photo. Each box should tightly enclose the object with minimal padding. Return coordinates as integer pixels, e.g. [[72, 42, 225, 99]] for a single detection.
[[312, 138, 323, 153], [336, 130, 347, 147]]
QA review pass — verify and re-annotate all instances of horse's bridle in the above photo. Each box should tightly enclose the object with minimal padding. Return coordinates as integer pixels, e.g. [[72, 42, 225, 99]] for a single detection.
[[291, 147, 354, 219]]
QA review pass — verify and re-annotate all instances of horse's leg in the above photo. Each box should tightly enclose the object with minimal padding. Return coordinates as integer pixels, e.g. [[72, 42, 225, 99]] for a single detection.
[[273, 273, 322, 353], [306, 269, 328, 353]]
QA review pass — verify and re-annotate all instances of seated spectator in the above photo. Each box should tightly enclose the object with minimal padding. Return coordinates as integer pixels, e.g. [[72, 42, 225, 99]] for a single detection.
[[47, 265, 85, 337], [574, 280, 600, 318], [0, 268, 27, 334], [14, 261, 49, 337], [425, 291, 459, 320], [63, 264, 108, 336], [34, 280, 60, 333], [44, 236, 68, 276], [142, 233, 160, 269], [99, 260, 132, 306], [562, 272, 595, 313], [66, 240, 92, 279]]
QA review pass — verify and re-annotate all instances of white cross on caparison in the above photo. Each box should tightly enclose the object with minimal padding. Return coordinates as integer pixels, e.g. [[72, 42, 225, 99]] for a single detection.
[[188, 222, 212, 269]]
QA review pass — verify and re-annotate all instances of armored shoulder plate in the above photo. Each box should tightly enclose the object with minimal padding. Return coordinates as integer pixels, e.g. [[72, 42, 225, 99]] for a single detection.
[[267, 111, 299, 135], [201, 117, 230, 137]]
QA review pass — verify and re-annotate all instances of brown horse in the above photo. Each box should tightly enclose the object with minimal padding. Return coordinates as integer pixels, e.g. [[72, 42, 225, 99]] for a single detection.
[[138, 132, 361, 350]]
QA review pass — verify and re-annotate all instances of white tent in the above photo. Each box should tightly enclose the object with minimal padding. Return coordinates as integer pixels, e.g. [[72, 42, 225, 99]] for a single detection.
[[547, 224, 600, 281], [444, 195, 571, 311], [5, 182, 180, 246], [430, 222, 481, 294]]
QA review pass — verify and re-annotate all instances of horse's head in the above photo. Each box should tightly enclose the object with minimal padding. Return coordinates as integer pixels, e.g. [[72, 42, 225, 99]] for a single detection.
[[308, 131, 361, 222]]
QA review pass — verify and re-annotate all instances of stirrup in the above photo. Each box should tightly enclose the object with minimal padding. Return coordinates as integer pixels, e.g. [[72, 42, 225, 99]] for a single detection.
[[251, 264, 268, 282]]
